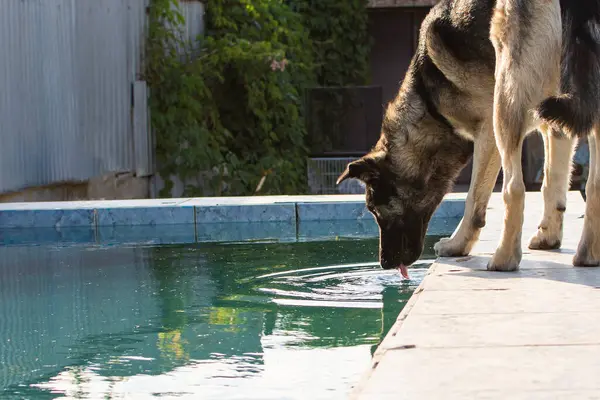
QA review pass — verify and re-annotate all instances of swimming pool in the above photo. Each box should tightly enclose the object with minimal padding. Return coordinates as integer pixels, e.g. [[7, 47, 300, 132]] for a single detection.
[[0, 235, 440, 399]]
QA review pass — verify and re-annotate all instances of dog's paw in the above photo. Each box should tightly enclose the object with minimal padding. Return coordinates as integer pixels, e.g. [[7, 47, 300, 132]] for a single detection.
[[528, 228, 561, 250], [434, 237, 471, 257], [573, 242, 600, 267], [487, 246, 522, 272]]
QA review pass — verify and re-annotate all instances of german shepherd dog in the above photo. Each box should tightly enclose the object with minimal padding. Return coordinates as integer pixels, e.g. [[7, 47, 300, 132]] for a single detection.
[[337, 0, 600, 273]]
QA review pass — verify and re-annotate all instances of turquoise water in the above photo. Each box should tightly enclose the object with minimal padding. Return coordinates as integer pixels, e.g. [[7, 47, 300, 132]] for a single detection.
[[0, 236, 439, 399]]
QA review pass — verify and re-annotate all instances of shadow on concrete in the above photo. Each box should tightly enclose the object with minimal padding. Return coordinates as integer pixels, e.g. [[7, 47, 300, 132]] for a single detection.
[[434, 252, 600, 289]]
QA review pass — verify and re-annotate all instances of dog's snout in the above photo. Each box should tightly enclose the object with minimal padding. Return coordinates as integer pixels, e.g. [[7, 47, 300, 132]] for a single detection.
[[380, 256, 396, 270], [379, 231, 423, 270], [379, 235, 407, 270]]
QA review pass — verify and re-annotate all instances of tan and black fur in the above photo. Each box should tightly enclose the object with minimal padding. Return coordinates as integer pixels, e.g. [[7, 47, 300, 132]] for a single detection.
[[337, 0, 600, 271]]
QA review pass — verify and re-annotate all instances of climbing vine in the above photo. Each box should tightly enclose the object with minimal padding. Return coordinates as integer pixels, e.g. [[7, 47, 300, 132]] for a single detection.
[[293, 0, 372, 87], [145, 0, 371, 197]]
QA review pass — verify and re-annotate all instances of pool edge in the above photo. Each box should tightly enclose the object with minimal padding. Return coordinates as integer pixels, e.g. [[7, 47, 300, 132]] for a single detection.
[[0, 194, 466, 237], [348, 261, 442, 400]]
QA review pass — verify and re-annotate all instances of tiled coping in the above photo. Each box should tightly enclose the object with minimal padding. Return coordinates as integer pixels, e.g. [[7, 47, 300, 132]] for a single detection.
[[0, 194, 465, 246]]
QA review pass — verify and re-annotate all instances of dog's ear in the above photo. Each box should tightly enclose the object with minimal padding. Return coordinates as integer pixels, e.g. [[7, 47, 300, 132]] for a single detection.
[[336, 152, 385, 185]]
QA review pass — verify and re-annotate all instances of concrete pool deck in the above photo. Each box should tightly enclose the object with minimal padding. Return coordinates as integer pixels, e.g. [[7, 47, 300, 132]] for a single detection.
[[351, 190, 599, 399]]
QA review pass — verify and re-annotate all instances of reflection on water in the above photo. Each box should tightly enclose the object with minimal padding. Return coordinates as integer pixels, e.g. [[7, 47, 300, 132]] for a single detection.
[[0, 237, 438, 399]]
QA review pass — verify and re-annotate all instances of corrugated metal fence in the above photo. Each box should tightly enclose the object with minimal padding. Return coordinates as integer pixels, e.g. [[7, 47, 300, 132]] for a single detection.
[[0, 0, 149, 194], [0, 0, 205, 195]]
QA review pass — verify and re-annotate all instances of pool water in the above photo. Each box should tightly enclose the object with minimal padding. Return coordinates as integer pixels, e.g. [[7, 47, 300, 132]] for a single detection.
[[0, 236, 439, 399]]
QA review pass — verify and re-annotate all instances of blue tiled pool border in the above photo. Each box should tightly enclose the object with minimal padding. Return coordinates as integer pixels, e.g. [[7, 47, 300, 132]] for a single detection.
[[0, 194, 466, 246]]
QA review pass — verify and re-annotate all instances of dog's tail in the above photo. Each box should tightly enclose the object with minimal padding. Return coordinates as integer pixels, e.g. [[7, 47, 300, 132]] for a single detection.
[[535, 0, 600, 137]]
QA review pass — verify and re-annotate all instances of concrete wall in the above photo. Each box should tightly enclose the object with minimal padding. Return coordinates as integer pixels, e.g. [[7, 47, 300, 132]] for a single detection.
[[0, 173, 150, 203]]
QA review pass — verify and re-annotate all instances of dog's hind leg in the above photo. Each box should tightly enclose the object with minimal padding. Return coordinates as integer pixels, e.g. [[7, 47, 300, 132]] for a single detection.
[[574, 129, 600, 266], [487, 0, 562, 272], [435, 120, 501, 257], [528, 125, 576, 250]]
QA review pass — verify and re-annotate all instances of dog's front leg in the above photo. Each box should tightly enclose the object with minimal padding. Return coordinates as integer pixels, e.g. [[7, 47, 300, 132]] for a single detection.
[[487, 100, 526, 272], [486, 49, 527, 272], [528, 126, 575, 250], [435, 120, 501, 257]]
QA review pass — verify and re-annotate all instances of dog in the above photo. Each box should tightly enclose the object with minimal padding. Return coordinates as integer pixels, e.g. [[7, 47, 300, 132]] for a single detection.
[[337, 0, 600, 272]]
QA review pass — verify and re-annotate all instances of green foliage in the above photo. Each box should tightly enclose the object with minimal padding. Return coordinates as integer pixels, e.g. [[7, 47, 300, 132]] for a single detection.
[[146, 0, 371, 197], [146, 0, 224, 196], [292, 0, 372, 87]]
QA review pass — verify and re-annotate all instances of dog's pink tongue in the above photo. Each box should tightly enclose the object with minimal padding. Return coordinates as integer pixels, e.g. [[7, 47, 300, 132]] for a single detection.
[[398, 264, 409, 280]]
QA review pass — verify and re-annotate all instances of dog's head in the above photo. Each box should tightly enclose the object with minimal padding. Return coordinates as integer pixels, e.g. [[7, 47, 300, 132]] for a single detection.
[[337, 90, 473, 270], [337, 150, 444, 269]]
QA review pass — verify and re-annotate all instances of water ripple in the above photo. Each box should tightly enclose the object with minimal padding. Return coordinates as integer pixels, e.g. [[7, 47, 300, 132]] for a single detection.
[[240, 260, 434, 309]]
